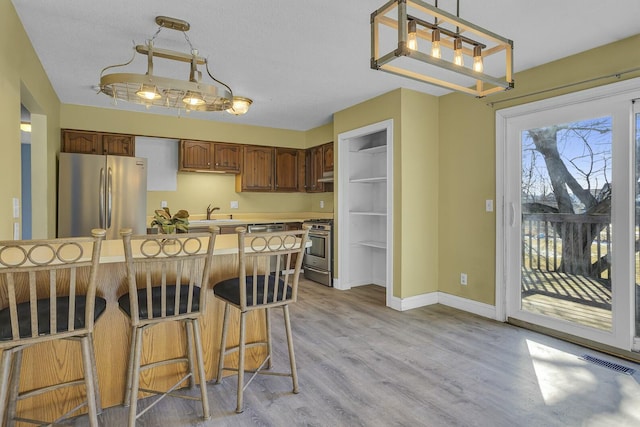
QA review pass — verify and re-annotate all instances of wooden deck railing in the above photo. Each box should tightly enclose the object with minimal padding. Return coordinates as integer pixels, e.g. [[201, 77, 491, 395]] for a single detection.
[[522, 212, 612, 280]]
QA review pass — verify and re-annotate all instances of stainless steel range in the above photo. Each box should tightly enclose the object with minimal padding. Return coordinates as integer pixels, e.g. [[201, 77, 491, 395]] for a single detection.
[[302, 219, 333, 286]]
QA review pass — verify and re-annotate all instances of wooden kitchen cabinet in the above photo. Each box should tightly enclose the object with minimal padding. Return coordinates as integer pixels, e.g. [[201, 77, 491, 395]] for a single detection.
[[179, 140, 212, 171], [305, 145, 324, 193], [236, 145, 274, 191], [297, 149, 306, 192], [180, 140, 242, 173], [275, 148, 299, 192], [323, 142, 334, 172], [62, 130, 135, 156], [213, 143, 241, 173]]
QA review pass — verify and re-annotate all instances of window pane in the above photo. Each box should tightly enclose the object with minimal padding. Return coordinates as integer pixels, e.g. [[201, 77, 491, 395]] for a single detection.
[[521, 117, 612, 330]]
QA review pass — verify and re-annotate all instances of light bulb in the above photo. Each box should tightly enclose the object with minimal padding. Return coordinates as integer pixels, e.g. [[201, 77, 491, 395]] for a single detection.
[[136, 84, 161, 100], [226, 96, 253, 115], [182, 91, 205, 106], [431, 29, 441, 58], [473, 45, 483, 73], [407, 20, 417, 51], [453, 38, 464, 66]]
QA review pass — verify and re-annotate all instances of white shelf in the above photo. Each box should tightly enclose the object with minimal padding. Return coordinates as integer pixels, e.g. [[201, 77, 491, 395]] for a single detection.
[[357, 240, 387, 249], [350, 211, 387, 216], [350, 176, 386, 183], [355, 145, 386, 155]]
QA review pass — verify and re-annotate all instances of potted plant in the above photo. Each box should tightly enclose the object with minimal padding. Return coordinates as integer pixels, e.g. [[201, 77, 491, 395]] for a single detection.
[[150, 207, 189, 234]]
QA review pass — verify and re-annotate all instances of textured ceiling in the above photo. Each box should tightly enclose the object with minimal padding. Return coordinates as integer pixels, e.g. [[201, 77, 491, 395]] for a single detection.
[[11, 0, 640, 131]]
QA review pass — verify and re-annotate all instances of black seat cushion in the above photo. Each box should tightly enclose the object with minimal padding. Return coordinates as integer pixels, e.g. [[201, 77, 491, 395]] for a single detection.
[[118, 285, 201, 319], [213, 275, 291, 306], [0, 296, 107, 341]]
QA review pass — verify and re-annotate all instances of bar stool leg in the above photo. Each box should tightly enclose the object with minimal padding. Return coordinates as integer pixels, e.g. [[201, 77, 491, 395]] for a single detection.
[[236, 311, 247, 413], [88, 333, 102, 414], [215, 303, 230, 384], [81, 336, 99, 426], [128, 327, 144, 427], [265, 307, 273, 369], [186, 320, 196, 390], [123, 326, 137, 407], [0, 348, 13, 424], [6, 349, 22, 425], [283, 305, 299, 393], [192, 318, 210, 419]]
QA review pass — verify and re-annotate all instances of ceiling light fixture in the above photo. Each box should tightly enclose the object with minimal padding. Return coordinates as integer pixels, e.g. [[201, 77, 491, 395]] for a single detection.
[[371, 0, 514, 97], [99, 16, 252, 115], [226, 97, 253, 115]]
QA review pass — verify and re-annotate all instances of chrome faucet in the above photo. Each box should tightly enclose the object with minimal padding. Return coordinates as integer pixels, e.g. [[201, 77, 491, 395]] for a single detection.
[[206, 204, 220, 220]]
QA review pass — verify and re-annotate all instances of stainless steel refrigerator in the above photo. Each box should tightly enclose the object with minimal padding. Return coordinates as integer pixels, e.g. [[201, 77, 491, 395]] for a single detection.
[[58, 152, 147, 239]]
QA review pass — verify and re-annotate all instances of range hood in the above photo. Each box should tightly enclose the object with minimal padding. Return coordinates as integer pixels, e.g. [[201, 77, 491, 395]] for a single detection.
[[317, 171, 334, 183]]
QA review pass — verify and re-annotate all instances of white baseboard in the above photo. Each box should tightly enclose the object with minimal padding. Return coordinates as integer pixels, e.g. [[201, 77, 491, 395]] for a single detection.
[[389, 291, 497, 320]]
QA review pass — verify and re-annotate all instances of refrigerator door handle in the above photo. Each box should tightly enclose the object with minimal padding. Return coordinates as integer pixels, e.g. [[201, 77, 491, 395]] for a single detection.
[[99, 168, 105, 229], [107, 167, 113, 229]]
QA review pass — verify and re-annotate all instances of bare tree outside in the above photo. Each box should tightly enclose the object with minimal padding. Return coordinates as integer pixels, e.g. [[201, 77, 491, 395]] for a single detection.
[[522, 117, 612, 277]]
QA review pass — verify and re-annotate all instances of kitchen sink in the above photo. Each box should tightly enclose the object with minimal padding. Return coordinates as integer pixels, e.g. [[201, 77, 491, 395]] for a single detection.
[[189, 219, 247, 226]]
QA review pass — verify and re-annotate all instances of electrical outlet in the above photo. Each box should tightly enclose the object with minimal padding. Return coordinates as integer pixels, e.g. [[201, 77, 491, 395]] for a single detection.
[[161, 201, 168, 208], [320, 200, 325, 209], [230, 201, 239, 209], [460, 273, 468, 286]]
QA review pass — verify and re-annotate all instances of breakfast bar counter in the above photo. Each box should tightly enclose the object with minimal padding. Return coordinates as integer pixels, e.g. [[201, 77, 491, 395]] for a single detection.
[[10, 233, 269, 420]]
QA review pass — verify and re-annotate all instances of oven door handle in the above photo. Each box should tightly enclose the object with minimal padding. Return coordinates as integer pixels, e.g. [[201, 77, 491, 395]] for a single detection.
[[308, 231, 330, 237], [304, 265, 331, 275]]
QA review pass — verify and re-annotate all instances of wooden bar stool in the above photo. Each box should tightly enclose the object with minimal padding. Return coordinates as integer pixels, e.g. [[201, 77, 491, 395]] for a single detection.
[[213, 226, 309, 413], [119, 228, 217, 426], [0, 229, 106, 426]]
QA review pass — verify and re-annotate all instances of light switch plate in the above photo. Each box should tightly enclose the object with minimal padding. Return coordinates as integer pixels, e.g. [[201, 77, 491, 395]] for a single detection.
[[12, 198, 19, 218], [485, 199, 493, 212], [230, 201, 239, 209]]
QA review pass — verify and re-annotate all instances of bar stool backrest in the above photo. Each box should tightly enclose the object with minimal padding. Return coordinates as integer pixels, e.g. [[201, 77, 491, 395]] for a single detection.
[[236, 227, 309, 311], [120, 228, 217, 326], [0, 229, 106, 349]]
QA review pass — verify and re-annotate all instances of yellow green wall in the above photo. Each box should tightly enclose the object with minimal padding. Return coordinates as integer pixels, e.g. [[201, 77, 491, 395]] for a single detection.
[[0, 1, 61, 239], [437, 34, 640, 305]]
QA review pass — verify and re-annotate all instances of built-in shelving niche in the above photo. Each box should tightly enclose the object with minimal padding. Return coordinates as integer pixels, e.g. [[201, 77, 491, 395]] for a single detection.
[[337, 119, 393, 307]]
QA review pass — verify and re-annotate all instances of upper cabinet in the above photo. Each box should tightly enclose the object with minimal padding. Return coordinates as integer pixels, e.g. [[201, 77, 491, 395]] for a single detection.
[[305, 145, 325, 193], [236, 145, 274, 192], [322, 142, 334, 172], [275, 148, 299, 192], [179, 140, 241, 173], [213, 143, 241, 173], [62, 130, 135, 157], [179, 140, 211, 170]]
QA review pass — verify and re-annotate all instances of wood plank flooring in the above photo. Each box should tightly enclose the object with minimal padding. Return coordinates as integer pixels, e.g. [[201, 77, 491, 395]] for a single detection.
[[62, 279, 640, 427]]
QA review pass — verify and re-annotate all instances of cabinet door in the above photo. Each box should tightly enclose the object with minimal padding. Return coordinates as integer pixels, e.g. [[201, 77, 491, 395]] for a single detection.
[[305, 145, 324, 193], [102, 134, 135, 156], [213, 143, 241, 173], [62, 131, 102, 155], [179, 140, 212, 171], [240, 145, 274, 191], [297, 149, 306, 192], [275, 148, 299, 192], [323, 142, 334, 172]]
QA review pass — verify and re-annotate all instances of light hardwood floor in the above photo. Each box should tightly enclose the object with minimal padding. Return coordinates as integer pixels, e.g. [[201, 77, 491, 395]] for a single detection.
[[64, 279, 640, 426]]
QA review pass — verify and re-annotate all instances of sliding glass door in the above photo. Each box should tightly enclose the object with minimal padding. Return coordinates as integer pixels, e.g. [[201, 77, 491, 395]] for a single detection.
[[498, 79, 640, 351]]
